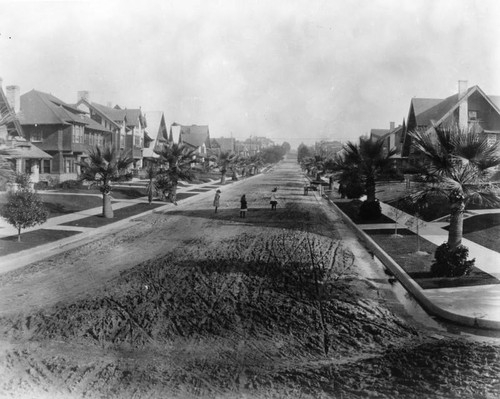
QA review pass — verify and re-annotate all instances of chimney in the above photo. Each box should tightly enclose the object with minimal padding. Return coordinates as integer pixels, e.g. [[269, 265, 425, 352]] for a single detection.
[[77, 90, 90, 103], [389, 121, 395, 130], [6, 85, 20, 114], [107, 101, 113, 108], [0, 77, 3, 91], [458, 80, 468, 129]]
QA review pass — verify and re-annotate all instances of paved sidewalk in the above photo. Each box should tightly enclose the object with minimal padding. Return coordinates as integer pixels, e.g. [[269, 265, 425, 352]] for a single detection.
[[379, 201, 500, 327], [0, 179, 220, 239], [327, 188, 500, 329]]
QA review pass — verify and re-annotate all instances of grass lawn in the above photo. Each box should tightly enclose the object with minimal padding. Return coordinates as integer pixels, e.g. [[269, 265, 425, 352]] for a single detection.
[[60, 203, 165, 228], [366, 229, 499, 289], [39, 193, 102, 218], [334, 200, 394, 224], [0, 229, 81, 256], [442, 213, 500, 254]]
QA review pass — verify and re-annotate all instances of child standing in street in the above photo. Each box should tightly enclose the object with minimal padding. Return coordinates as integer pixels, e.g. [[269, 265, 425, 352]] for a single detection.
[[240, 194, 247, 218], [213, 189, 221, 213], [270, 187, 278, 210]]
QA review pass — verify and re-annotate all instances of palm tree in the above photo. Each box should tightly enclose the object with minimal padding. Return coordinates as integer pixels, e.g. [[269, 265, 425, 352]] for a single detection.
[[217, 151, 237, 184], [335, 136, 396, 202], [144, 163, 158, 204], [78, 145, 134, 218], [155, 142, 196, 204], [409, 126, 500, 250]]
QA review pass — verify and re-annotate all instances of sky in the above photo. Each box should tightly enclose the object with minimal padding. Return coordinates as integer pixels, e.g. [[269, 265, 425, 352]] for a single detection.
[[1, 0, 499, 149]]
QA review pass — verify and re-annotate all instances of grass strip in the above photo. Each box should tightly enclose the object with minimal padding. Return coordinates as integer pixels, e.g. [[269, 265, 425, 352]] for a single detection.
[[0, 229, 81, 256]]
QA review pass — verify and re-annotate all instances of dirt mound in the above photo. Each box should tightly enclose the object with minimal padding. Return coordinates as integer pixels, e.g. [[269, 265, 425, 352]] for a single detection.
[[0, 231, 425, 398]]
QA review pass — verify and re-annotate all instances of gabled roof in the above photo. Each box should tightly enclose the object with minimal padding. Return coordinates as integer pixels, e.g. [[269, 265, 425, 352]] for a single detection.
[[76, 99, 121, 130], [92, 102, 127, 123], [20, 89, 87, 125], [177, 124, 210, 148], [370, 129, 390, 139], [410, 98, 444, 125], [143, 111, 167, 158]]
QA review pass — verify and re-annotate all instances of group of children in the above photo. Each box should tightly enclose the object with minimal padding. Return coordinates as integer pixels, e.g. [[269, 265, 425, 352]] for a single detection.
[[213, 187, 279, 217]]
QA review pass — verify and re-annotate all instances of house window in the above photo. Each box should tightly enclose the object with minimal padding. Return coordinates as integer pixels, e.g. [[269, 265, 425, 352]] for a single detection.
[[468, 110, 478, 121], [65, 158, 75, 174], [31, 130, 43, 142], [120, 134, 125, 148], [73, 125, 84, 143], [41, 159, 51, 173]]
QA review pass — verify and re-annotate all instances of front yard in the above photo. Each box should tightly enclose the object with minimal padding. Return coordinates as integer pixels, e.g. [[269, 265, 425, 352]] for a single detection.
[[334, 199, 500, 290]]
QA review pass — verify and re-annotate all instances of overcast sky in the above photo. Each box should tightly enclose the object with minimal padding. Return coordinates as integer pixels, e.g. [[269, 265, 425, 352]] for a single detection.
[[1, 0, 499, 149]]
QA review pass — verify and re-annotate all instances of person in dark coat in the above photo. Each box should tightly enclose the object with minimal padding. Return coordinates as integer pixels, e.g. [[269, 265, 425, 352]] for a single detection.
[[213, 189, 221, 213], [270, 187, 278, 210], [240, 194, 247, 218]]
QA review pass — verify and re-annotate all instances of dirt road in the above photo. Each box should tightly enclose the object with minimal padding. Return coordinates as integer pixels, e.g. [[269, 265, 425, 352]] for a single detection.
[[0, 156, 499, 398]]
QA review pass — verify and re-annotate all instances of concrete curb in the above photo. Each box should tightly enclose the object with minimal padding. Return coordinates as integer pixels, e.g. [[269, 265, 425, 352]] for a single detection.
[[326, 196, 500, 330]]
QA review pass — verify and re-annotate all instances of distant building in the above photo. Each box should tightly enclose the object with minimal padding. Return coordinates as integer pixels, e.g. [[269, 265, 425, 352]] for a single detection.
[[314, 140, 343, 157], [173, 123, 211, 157], [143, 111, 170, 168]]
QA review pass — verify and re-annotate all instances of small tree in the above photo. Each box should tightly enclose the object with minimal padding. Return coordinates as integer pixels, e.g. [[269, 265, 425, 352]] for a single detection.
[[388, 205, 406, 238], [405, 213, 427, 254], [0, 185, 48, 242]]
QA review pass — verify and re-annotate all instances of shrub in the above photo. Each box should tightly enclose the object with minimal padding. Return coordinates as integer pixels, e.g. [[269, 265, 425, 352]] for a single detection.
[[14, 172, 32, 188], [359, 200, 382, 220], [344, 182, 365, 199], [58, 179, 83, 190], [430, 243, 475, 277]]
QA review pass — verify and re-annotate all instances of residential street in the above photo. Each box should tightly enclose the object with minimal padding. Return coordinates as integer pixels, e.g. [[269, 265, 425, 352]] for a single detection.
[[1, 156, 500, 398]]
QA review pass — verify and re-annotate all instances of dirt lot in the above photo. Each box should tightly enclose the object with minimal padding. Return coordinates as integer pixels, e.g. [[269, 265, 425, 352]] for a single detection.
[[0, 157, 499, 398]]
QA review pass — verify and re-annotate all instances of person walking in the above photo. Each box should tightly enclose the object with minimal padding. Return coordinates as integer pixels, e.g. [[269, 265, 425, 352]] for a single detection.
[[240, 194, 247, 218], [213, 189, 221, 213], [270, 187, 278, 210]]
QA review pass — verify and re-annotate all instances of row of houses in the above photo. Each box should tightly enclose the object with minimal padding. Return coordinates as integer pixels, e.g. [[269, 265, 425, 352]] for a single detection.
[[0, 81, 275, 184], [369, 80, 500, 169]]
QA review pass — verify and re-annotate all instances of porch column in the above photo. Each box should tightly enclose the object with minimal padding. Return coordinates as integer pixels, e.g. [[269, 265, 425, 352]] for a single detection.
[[31, 161, 40, 183]]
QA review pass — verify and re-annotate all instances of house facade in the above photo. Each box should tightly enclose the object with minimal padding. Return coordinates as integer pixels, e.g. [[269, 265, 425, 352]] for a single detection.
[[401, 81, 500, 166], [143, 111, 170, 168], [18, 89, 109, 182], [76, 92, 146, 170], [174, 123, 211, 157], [0, 81, 51, 185]]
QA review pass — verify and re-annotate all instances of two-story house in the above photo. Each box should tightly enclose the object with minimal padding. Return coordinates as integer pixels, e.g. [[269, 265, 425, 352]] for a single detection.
[[0, 81, 51, 185], [76, 94, 146, 170], [19, 89, 111, 182], [401, 81, 500, 166]]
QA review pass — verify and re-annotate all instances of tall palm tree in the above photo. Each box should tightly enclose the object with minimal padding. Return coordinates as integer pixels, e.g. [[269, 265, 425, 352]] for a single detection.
[[335, 136, 396, 202], [78, 145, 134, 218], [144, 163, 158, 205], [217, 151, 237, 184], [155, 142, 196, 204], [409, 126, 500, 250]]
